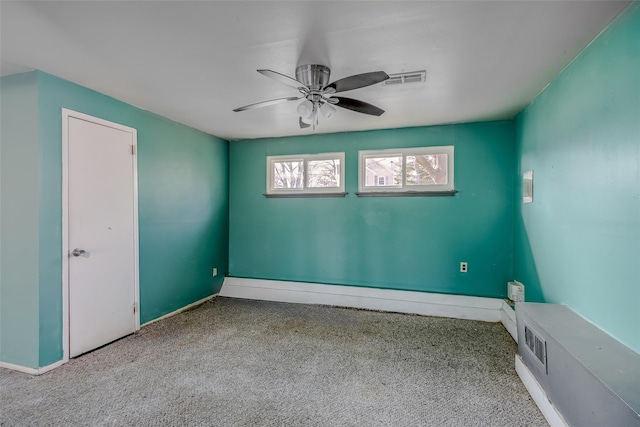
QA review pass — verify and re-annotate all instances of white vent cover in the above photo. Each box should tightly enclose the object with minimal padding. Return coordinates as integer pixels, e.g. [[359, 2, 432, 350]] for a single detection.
[[382, 70, 426, 86], [524, 325, 547, 373]]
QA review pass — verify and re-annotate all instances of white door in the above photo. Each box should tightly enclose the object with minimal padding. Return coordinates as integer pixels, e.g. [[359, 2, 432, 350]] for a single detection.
[[67, 114, 138, 358]]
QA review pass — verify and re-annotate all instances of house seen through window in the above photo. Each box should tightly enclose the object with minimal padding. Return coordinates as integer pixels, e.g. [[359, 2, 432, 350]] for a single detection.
[[359, 146, 454, 193]]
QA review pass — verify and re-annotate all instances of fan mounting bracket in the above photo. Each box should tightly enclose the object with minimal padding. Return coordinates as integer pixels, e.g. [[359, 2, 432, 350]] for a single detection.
[[295, 64, 330, 91]]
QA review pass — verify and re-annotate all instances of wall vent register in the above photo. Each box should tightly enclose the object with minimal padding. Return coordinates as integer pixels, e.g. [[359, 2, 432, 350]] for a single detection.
[[524, 325, 547, 372]]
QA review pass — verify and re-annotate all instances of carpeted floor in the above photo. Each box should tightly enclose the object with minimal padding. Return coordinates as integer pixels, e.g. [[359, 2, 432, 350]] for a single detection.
[[1, 297, 547, 426]]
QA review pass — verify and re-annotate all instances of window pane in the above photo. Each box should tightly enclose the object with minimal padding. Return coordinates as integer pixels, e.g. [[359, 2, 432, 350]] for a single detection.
[[405, 154, 448, 186], [364, 156, 402, 187], [273, 160, 303, 189], [307, 159, 340, 188]]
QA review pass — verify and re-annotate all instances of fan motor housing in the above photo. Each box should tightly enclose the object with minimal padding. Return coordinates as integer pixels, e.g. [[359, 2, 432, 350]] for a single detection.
[[296, 64, 330, 91]]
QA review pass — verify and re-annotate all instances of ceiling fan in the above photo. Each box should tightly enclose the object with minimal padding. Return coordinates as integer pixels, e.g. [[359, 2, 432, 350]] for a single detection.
[[233, 64, 390, 129]]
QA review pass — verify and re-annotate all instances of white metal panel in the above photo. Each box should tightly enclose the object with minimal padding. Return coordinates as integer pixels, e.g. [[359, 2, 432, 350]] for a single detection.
[[67, 115, 137, 357], [220, 277, 503, 322]]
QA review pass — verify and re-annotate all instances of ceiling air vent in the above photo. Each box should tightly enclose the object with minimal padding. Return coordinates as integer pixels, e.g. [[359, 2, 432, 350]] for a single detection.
[[383, 70, 426, 86]]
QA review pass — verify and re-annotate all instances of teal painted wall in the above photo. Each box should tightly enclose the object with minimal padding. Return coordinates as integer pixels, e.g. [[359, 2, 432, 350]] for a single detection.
[[514, 3, 640, 353], [1, 71, 229, 367], [229, 122, 514, 298], [0, 73, 40, 368]]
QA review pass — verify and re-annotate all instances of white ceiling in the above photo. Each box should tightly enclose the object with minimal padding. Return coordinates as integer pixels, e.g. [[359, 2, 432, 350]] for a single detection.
[[1, 1, 630, 141]]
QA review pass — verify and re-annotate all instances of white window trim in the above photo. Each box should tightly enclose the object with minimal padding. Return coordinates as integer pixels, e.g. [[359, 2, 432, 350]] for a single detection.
[[267, 152, 345, 195], [358, 145, 454, 193]]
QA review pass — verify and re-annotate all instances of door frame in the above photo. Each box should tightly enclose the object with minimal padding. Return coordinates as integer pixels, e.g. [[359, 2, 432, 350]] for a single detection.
[[61, 108, 140, 362]]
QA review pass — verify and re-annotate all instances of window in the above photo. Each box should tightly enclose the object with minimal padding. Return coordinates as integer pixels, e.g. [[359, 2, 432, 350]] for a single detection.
[[267, 152, 345, 195], [358, 146, 454, 193]]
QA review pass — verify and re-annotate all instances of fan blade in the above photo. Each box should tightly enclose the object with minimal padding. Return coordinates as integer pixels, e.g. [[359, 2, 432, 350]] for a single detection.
[[327, 71, 389, 93], [333, 97, 385, 116], [233, 97, 301, 112], [299, 117, 311, 129], [258, 69, 308, 90]]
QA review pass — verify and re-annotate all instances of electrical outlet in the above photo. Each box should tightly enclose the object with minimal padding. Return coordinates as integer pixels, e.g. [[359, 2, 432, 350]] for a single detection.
[[460, 262, 468, 273], [213, 268, 218, 277]]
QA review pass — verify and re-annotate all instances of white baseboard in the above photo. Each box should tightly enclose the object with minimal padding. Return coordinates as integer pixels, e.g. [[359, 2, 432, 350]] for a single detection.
[[141, 293, 218, 327], [501, 300, 518, 342], [220, 278, 503, 322], [516, 355, 569, 427], [0, 359, 65, 376]]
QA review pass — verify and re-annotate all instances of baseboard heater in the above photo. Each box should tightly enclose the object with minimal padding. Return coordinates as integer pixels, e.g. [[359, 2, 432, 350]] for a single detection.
[[516, 303, 640, 426]]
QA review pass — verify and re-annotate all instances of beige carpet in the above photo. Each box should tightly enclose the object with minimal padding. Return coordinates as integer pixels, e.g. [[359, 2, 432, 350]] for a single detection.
[[1, 297, 546, 426]]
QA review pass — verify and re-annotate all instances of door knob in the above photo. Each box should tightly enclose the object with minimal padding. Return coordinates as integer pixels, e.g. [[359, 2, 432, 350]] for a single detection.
[[71, 248, 90, 258]]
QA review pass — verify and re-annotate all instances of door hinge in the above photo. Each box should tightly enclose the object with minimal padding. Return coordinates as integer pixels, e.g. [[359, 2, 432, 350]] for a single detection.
[[133, 303, 137, 314], [131, 145, 136, 155]]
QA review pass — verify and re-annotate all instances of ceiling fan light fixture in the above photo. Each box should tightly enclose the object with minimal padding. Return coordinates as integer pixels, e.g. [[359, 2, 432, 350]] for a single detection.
[[297, 99, 314, 119], [320, 102, 336, 119], [234, 65, 389, 129]]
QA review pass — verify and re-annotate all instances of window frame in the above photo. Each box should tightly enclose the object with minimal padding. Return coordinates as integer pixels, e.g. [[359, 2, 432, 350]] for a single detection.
[[266, 152, 346, 196], [358, 145, 454, 193]]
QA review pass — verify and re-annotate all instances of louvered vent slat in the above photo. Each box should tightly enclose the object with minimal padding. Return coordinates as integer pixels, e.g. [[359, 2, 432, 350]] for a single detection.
[[524, 325, 547, 372], [382, 70, 426, 86], [385, 76, 403, 85]]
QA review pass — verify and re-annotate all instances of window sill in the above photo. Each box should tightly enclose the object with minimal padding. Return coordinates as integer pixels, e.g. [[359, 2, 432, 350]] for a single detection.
[[355, 190, 458, 197], [264, 192, 348, 199]]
